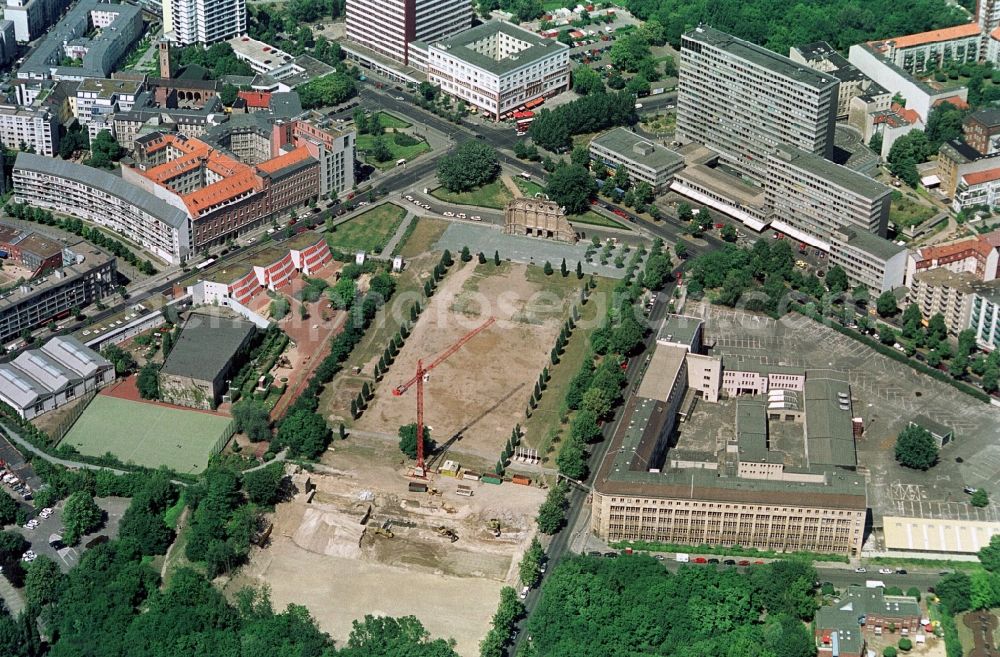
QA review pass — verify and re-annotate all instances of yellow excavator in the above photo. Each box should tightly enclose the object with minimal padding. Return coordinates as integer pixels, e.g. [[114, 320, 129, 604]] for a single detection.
[[435, 526, 459, 542], [487, 519, 501, 538]]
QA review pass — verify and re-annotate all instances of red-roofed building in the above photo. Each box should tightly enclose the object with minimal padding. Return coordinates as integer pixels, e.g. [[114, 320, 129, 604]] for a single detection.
[[123, 132, 319, 251], [238, 90, 272, 111], [907, 228, 1000, 283], [875, 23, 982, 73], [953, 164, 1000, 213]]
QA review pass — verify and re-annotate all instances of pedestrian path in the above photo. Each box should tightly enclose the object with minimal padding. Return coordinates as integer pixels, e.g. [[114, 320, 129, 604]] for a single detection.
[[380, 210, 416, 258]]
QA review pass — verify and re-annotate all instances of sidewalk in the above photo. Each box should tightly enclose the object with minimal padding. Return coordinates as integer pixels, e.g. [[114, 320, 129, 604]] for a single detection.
[[380, 210, 416, 258]]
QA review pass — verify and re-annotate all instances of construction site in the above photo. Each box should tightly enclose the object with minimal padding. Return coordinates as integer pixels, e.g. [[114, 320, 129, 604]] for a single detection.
[[354, 260, 578, 469], [230, 441, 546, 656]]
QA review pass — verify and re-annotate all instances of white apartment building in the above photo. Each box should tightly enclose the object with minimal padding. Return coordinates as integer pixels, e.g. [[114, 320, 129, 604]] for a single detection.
[[907, 269, 982, 335], [0, 104, 59, 156], [677, 25, 839, 184], [970, 286, 1000, 350], [829, 227, 907, 293], [13, 153, 192, 264], [766, 144, 892, 249], [953, 165, 1000, 212], [74, 78, 142, 139], [424, 21, 569, 121], [345, 0, 471, 67], [166, 0, 246, 46], [876, 23, 981, 74]]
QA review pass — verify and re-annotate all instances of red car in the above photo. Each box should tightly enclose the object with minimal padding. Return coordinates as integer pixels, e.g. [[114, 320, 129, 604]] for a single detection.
[[754, 560, 764, 564], [612, 208, 629, 219], [738, 560, 750, 566], [714, 223, 724, 229], [693, 557, 708, 564]]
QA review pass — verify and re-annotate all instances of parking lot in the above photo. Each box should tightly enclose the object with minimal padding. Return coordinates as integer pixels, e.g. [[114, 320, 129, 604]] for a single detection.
[[697, 304, 1000, 526]]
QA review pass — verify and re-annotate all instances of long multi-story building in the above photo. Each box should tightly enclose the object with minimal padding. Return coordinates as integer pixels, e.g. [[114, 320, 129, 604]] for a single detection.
[[828, 227, 907, 294], [421, 21, 570, 121], [4, 0, 70, 42], [165, 0, 247, 45], [874, 23, 982, 74], [0, 243, 116, 344], [589, 127, 685, 194], [0, 104, 59, 156], [906, 268, 1000, 334], [590, 315, 868, 557], [12, 153, 192, 264], [16, 0, 143, 82], [765, 144, 892, 248], [677, 25, 839, 183], [344, 0, 471, 67]]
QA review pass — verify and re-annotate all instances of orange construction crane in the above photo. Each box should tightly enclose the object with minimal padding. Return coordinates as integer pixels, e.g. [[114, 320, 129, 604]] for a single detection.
[[393, 316, 495, 475]]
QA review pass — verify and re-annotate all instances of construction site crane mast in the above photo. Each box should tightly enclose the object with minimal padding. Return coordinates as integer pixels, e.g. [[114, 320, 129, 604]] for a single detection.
[[393, 316, 496, 475]]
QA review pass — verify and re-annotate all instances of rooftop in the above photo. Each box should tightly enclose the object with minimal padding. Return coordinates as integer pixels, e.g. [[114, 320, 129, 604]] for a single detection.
[[160, 309, 256, 381], [834, 227, 906, 261], [883, 515, 1000, 553], [589, 127, 685, 172], [656, 314, 702, 349], [636, 344, 687, 401], [430, 21, 568, 76], [962, 166, 1000, 185], [227, 35, 293, 69], [17, 233, 64, 260], [13, 153, 190, 230], [771, 144, 892, 201], [256, 145, 314, 178], [76, 77, 142, 98], [803, 374, 857, 468], [684, 25, 838, 91], [912, 267, 981, 293], [967, 107, 1000, 129], [910, 414, 953, 438], [889, 22, 982, 50]]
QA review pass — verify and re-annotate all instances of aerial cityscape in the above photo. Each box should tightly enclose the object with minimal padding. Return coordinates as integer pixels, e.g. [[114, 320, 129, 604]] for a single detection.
[[0, 0, 997, 655]]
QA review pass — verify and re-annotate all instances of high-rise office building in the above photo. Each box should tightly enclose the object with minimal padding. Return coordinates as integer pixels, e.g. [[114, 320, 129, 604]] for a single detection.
[[345, 0, 471, 66], [165, 0, 246, 46], [677, 25, 839, 183]]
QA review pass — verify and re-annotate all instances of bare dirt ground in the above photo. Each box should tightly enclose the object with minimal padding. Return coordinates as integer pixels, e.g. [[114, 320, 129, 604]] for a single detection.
[[355, 261, 571, 469], [228, 440, 545, 656]]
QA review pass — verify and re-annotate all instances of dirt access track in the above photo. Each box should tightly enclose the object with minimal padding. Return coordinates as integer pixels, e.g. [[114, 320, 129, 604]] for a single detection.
[[356, 261, 573, 468], [229, 446, 545, 656]]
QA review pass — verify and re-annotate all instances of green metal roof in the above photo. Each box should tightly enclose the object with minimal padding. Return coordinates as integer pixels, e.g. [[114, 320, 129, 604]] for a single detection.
[[160, 310, 256, 381], [804, 376, 857, 468]]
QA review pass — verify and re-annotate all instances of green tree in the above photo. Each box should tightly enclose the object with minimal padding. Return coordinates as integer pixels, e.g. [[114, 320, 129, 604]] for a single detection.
[[24, 555, 63, 607], [460, 245, 472, 262], [925, 101, 966, 150], [437, 141, 501, 192], [883, 648, 898, 657], [572, 66, 604, 95], [242, 462, 285, 505], [519, 537, 544, 587], [232, 399, 272, 442], [979, 534, 1000, 571], [546, 164, 596, 214], [137, 363, 159, 400], [62, 491, 103, 545], [971, 488, 990, 507], [398, 423, 435, 459], [276, 409, 331, 459], [825, 265, 849, 294], [894, 424, 938, 470], [609, 32, 651, 72], [887, 130, 931, 188], [86, 130, 123, 169], [220, 83, 239, 106], [297, 71, 356, 108], [0, 491, 17, 526], [543, 261, 554, 276], [898, 637, 912, 651], [536, 481, 569, 533], [877, 290, 899, 317]]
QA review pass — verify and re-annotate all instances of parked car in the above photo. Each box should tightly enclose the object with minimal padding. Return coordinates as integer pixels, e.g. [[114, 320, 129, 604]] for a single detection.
[[896, 569, 908, 575], [855, 567, 867, 573], [878, 568, 893, 575], [693, 557, 707, 564], [965, 486, 977, 494], [738, 560, 750, 566], [519, 586, 529, 600], [707, 558, 720, 564], [723, 559, 736, 565]]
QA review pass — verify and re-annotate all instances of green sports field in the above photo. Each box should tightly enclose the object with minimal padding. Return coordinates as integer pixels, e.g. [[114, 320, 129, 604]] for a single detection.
[[61, 395, 231, 474]]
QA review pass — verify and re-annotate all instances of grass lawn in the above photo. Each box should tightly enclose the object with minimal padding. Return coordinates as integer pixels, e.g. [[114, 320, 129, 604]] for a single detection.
[[522, 274, 616, 463], [326, 203, 407, 254], [430, 180, 513, 209], [377, 112, 411, 129], [357, 134, 430, 170], [396, 217, 450, 259], [61, 395, 230, 474], [567, 210, 629, 230], [514, 177, 546, 197], [890, 193, 938, 228]]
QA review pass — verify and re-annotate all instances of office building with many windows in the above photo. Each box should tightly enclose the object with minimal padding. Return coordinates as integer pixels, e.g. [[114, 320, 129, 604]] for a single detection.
[[589, 127, 685, 193], [345, 0, 471, 67], [677, 25, 839, 184], [165, 0, 246, 45]]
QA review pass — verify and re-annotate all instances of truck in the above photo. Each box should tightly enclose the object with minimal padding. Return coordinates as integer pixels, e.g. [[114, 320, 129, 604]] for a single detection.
[[865, 580, 885, 589], [408, 482, 428, 493], [675, 553, 690, 563]]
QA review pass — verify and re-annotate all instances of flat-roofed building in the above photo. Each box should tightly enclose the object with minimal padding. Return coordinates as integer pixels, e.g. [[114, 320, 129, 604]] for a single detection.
[[4, 0, 71, 42], [677, 25, 839, 184], [766, 144, 892, 249], [906, 268, 1000, 334], [0, 335, 113, 419], [883, 516, 1000, 553], [166, 0, 247, 45], [16, 0, 143, 82], [877, 23, 982, 74], [816, 586, 922, 657], [12, 152, 192, 264], [829, 227, 907, 293], [424, 21, 570, 121], [589, 127, 684, 194], [0, 104, 59, 157], [345, 0, 472, 67], [0, 243, 116, 344], [908, 228, 1000, 283], [789, 41, 890, 120], [74, 78, 142, 139], [159, 309, 257, 408]]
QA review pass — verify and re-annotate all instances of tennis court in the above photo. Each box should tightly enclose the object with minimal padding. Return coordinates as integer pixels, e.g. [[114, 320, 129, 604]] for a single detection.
[[61, 395, 231, 474]]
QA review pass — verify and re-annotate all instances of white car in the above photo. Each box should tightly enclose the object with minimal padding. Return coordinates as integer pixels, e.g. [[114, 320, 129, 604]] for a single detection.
[[404, 195, 414, 201], [878, 568, 893, 575], [412, 199, 421, 205], [443, 211, 455, 217], [457, 213, 467, 219], [358, 201, 369, 206], [854, 567, 867, 573], [40, 508, 53, 518], [422, 204, 431, 210], [24, 519, 38, 529], [519, 586, 529, 600], [470, 215, 481, 221]]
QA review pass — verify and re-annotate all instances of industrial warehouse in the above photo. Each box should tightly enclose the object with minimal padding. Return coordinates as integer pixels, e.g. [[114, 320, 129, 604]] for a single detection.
[[591, 314, 868, 556]]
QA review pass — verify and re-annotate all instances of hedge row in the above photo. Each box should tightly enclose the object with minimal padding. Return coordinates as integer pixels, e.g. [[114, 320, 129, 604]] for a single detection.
[[790, 303, 991, 403], [609, 539, 850, 563]]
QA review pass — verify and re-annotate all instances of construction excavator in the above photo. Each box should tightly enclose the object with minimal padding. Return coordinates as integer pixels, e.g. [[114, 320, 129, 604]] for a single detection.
[[487, 519, 501, 538], [370, 519, 394, 539], [435, 526, 459, 542]]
